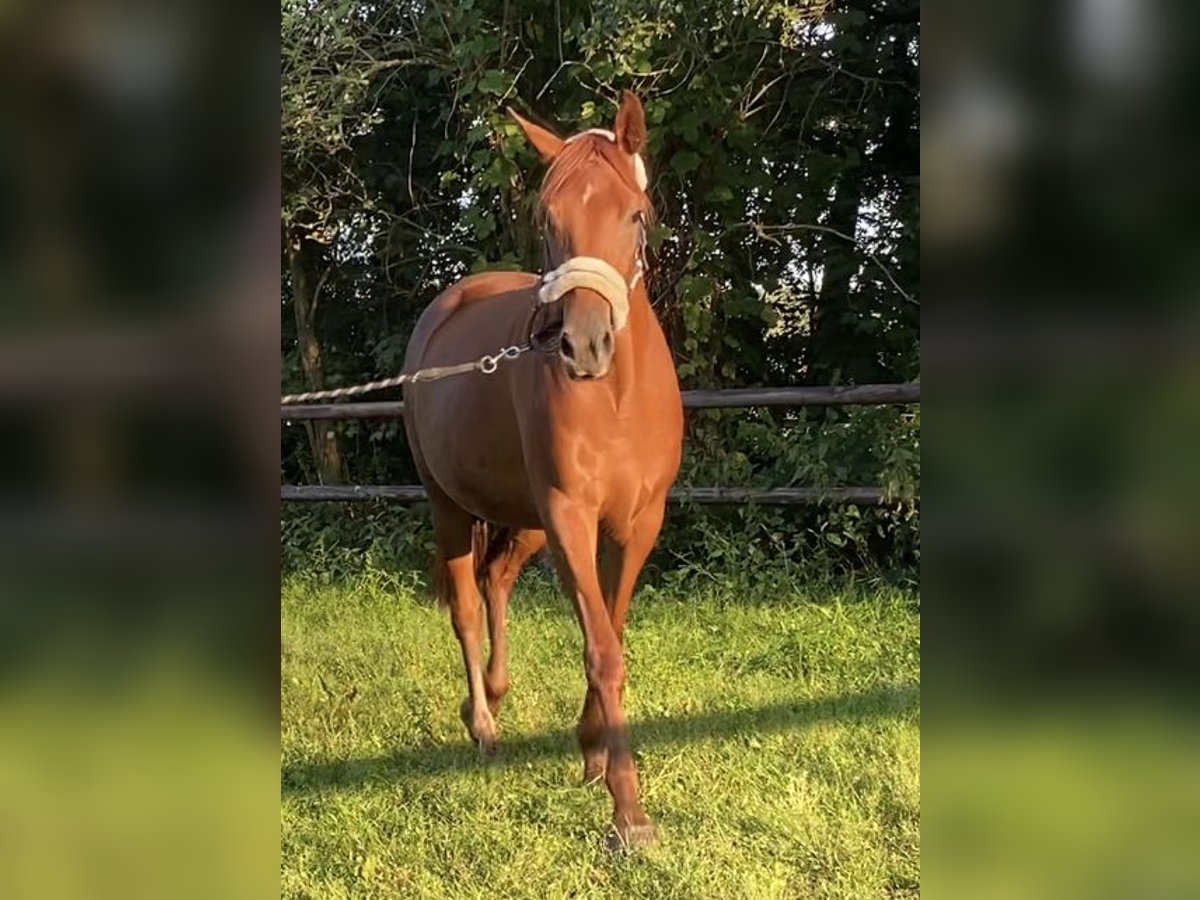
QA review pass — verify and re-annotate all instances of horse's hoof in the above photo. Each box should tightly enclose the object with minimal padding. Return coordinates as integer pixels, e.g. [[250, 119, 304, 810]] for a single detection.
[[459, 697, 498, 755], [607, 818, 659, 852]]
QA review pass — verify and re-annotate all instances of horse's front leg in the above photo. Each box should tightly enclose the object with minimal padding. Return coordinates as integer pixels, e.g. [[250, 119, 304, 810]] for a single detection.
[[580, 499, 668, 783], [543, 492, 656, 849]]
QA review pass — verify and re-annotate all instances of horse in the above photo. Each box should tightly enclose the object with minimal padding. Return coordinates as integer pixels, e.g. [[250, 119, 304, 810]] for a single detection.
[[402, 91, 683, 848]]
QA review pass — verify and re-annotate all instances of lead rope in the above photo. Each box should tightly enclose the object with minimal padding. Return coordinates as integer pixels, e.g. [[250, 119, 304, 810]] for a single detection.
[[280, 221, 647, 406], [280, 345, 527, 405]]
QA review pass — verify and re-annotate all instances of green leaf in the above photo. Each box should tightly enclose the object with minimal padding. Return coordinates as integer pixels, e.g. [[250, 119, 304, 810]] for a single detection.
[[706, 184, 734, 204], [474, 214, 496, 239], [671, 150, 701, 176], [675, 111, 702, 143], [477, 69, 507, 96]]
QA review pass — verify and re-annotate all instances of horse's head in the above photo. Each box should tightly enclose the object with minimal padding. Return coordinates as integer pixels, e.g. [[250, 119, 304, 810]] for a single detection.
[[510, 92, 651, 380]]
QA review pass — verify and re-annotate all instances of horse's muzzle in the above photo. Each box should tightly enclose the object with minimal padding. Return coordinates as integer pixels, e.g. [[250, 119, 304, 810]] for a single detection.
[[559, 325, 613, 379]]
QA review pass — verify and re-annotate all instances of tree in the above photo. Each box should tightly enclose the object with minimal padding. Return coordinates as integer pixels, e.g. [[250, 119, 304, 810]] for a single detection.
[[280, 0, 920, 559]]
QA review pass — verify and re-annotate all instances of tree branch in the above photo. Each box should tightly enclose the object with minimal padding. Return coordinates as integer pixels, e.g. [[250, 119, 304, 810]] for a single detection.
[[741, 221, 916, 306]]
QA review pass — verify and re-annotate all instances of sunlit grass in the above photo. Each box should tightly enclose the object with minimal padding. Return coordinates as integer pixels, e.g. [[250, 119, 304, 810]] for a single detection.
[[281, 570, 920, 899]]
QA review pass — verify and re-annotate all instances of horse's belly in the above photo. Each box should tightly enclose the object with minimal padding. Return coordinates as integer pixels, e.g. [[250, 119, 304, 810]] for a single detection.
[[441, 464, 542, 529], [412, 382, 542, 528]]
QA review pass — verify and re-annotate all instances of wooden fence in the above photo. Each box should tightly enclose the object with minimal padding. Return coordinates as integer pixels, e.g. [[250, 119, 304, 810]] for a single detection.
[[280, 383, 920, 421], [281, 382, 919, 506]]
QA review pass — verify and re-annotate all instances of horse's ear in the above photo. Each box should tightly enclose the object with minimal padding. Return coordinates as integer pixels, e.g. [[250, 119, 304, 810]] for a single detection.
[[507, 107, 565, 161], [613, 91, 646, 156]]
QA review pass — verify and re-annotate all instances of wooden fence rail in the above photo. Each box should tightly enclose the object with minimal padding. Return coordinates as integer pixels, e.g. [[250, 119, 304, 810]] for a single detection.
[[281, 382, 919, 506], [282, 484, 894, 506], [280, 382, 919, 420]]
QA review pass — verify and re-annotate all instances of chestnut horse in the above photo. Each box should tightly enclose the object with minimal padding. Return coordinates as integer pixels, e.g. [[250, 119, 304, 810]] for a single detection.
[[402, 92, 682, 847]]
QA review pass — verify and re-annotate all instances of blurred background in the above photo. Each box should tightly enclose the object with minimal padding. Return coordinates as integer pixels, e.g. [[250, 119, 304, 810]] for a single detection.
[[924, 0, 1200, 895], [0, 0, 277, 897]]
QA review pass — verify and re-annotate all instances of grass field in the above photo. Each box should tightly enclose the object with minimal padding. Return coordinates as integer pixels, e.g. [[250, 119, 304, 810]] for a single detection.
[[281, 569, 920, 899]]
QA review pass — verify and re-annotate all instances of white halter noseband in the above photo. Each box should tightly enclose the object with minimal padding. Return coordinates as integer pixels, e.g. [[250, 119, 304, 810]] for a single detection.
[[538, 255, 642, 332], [536, 129, 648, 332]]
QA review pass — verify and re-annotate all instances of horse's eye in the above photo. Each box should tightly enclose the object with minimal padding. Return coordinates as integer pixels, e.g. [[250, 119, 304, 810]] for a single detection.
[[630, 211, 642, 223]]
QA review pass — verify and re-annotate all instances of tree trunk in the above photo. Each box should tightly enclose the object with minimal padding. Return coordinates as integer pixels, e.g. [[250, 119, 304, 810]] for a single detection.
[[287, 231, 345, 485]]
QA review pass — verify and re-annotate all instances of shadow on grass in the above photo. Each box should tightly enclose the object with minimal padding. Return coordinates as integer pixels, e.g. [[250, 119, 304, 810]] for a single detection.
[[282, 682, 917, 795]]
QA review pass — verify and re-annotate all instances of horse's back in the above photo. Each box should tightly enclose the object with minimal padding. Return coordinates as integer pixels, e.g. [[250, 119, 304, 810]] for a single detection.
[[404, 271, 538, 371]]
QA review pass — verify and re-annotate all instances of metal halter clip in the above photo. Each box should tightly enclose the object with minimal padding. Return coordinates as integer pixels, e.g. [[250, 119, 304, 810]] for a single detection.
[[479, 345, 526, 375]]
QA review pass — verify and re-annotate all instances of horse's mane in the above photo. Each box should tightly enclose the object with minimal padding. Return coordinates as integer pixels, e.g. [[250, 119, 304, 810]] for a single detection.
[[536, 134, 652, 230]]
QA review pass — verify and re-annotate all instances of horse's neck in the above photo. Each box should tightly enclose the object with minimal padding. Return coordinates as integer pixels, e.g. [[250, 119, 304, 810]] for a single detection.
[[611, 285, 655, 411]]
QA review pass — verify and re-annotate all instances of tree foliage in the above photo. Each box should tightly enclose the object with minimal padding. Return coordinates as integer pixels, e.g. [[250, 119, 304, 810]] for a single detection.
[[281, 0, 919, 571]]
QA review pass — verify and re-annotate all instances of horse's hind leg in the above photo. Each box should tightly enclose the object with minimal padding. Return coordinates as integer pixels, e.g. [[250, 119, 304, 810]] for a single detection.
[[429, 497, 497, 753], [479, 528, 546, 717]]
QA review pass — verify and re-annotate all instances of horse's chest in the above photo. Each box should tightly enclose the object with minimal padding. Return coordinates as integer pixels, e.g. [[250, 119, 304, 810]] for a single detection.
[[544, 405, 680, 488]]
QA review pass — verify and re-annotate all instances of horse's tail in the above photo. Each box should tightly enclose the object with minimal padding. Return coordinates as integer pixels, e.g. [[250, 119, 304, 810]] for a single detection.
[[473, 520, 516, 594], [431, 549, 452, 609], [431, 519, 515, 608]]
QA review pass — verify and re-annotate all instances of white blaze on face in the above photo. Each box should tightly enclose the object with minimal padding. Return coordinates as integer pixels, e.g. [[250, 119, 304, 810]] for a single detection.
[[632, 154, 648, 191], [566, 128, 648, 191]]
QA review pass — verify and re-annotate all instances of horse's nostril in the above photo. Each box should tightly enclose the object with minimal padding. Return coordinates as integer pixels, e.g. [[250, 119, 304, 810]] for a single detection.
[[560, 333, 575, 359], [602, 332, 613, 353]]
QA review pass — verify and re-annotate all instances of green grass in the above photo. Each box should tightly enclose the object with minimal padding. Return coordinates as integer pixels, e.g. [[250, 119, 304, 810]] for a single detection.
[[282, 570, 920, 899]]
